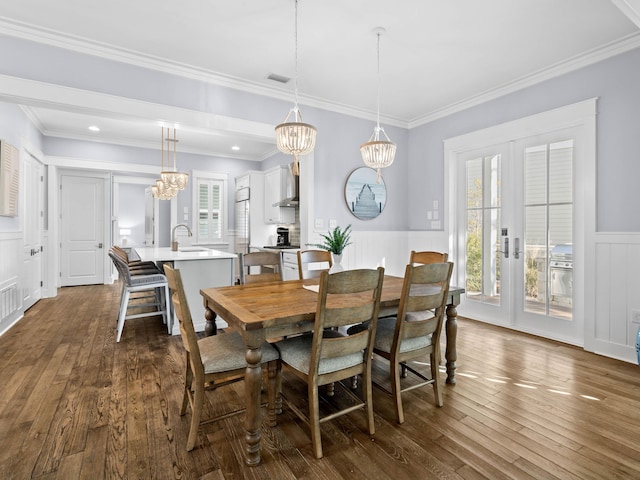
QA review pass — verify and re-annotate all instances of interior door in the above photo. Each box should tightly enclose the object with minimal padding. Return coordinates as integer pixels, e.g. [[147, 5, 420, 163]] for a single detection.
[[22, 151, 44, 310], [60, 173, 107, 286], [456, 130, 580, 344]]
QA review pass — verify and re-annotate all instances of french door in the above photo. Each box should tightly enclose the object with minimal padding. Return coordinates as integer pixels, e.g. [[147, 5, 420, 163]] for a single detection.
[[447, 100, 595, 346]]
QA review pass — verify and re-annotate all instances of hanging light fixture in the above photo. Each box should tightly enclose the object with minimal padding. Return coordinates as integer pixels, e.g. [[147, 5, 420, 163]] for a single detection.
[[275, 0, 317, 176], [360, 27, 396, 184], [151, 126, 187, 200], [160, 127, 189, 190]]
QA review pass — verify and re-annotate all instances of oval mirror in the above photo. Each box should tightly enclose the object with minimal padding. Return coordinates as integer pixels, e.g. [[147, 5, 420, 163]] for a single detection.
[[344, 167, 387, 220]]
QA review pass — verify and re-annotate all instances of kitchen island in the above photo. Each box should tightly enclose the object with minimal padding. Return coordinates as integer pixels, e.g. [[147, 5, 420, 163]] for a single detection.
[[136, 246, 236, 334]]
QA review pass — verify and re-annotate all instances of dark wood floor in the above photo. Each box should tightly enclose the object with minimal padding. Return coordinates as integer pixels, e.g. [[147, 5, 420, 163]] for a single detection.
[[1, 282, 639, 479]]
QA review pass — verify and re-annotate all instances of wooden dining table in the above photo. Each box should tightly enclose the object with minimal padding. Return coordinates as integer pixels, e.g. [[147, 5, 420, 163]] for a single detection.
[[200, 276, 464, 466]]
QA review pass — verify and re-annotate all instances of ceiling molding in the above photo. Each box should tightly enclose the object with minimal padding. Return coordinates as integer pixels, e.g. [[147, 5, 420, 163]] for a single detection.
[[409, 32, 640, 128], [1, 15, 639, 131], [610, 0, 640, 28]]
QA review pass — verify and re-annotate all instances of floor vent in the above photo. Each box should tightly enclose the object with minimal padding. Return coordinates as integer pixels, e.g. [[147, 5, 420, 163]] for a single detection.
[[0, 283, 18, 322]]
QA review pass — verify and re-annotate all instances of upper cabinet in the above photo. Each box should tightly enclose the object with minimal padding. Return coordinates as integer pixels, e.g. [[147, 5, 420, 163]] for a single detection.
[[264, 165, 295, 224]]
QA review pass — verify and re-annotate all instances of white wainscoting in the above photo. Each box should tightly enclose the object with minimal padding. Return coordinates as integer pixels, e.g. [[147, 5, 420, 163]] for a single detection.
[[340, 230, 449, 277], [589, 232, 640, 363], [0, 232, 23, 335]]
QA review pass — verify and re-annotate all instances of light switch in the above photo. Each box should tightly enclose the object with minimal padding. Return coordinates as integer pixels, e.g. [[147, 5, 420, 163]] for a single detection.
[[433, 211, 439, 220], [183, 213, 188, 221], [427, 211, 433, 220], [329, 219, 337, 229], [315, 219, 324, 230], [433, 200, 439, 210]]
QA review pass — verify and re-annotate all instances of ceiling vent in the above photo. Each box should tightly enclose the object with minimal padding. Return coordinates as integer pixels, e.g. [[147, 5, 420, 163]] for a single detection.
[[266, 73, 291, 84]]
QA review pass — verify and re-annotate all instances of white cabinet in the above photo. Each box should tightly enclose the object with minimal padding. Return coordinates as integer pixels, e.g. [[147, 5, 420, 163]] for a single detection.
[[281, 251, 299, 281], [264, 165, 295, 224]]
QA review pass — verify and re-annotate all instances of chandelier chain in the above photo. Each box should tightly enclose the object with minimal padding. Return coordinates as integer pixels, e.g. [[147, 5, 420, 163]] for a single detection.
[[376, 31, 381, 131], [294, 0, 300, 111]]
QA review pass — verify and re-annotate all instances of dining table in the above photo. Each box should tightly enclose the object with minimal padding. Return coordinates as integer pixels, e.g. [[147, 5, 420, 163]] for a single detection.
[[200, 275, 464, 466]]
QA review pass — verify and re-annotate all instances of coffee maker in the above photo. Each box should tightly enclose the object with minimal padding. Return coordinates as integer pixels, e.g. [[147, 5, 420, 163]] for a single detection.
[[276, 227, 290, 246]]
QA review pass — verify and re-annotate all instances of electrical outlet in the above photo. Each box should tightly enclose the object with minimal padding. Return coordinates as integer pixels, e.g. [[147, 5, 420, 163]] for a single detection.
[[329, 219, 337, 229], [632, 310, 640, 324]]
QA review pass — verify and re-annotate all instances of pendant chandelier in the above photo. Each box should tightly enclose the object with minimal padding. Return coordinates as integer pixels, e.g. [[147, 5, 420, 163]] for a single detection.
[[360, 27, 396, 184], [151, 127, 188, 200], [275, 0, 317, 176]]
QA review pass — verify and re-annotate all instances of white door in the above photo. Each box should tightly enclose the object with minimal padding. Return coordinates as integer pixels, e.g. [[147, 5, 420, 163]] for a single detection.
[[511, 133, 580, 342], [60, 174, 107, 286], [22, 152, 44, 310], [455, 129, 582, 345]]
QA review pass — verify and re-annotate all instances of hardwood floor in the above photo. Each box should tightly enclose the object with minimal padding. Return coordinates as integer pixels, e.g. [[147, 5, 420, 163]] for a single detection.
[[1, 282, 639, 479]]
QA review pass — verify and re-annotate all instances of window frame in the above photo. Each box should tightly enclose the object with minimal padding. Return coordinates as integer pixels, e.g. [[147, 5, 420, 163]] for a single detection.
[[191, 170, 228, 246]]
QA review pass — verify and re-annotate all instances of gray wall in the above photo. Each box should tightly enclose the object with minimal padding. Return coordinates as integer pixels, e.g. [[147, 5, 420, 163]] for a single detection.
[[409, 46, 640, 232], [2, 35, 640, 233]]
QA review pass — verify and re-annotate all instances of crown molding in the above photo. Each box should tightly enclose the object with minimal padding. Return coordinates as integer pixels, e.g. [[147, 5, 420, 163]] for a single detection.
[[409, 32, 640, 128], [1, 17, 639, 131]]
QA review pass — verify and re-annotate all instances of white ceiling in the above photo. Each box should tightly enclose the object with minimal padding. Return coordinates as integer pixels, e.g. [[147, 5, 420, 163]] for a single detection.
[[1, 0, 640, 161]]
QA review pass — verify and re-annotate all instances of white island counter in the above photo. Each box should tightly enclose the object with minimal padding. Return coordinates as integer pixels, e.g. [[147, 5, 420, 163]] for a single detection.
[[136, 247, 237, 334]]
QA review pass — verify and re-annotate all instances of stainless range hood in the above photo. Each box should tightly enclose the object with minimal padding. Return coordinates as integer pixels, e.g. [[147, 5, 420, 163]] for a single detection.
[[273, 164, 299, 207]]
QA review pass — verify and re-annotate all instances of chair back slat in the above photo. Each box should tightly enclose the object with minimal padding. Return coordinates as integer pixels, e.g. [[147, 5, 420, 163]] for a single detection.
[[394, 262, 453, 346], [297, 249, 332, 280], [310, 267, 384, 380], [163, 265, 204, 374], [410, 250, 448, 265], [238, 251, 283, 284]]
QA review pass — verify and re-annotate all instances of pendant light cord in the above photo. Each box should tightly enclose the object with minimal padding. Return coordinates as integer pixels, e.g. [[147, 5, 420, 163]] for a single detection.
[[293, 0, 300, 113], [376, 31, 381, 132]]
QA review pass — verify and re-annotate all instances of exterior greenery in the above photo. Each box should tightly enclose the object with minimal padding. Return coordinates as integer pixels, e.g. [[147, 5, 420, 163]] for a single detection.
[[307, 224, 352, 255]]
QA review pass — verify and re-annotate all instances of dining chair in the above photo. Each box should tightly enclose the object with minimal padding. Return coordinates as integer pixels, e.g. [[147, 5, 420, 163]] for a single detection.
[[110, 245, 162, 274], [108, 252, 171, 342], [371, 261, 453, 424], [297, 249, 333, 279], [410, 250, 448, 265], [163, 264, 281, 451], [238, 251, 283, 284], [274, 267, 384, 459]]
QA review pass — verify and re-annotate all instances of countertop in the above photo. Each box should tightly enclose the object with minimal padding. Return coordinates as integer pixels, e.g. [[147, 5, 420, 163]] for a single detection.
[[252, 245, 301, 252], [136, 246, 237, 262]]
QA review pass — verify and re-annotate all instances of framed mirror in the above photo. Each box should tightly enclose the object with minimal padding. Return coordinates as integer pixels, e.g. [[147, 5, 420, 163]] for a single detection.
[[344, 167, 386, 220]]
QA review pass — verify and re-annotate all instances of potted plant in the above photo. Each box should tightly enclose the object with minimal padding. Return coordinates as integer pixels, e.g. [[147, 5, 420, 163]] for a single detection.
[[307, 224, 352, 270]]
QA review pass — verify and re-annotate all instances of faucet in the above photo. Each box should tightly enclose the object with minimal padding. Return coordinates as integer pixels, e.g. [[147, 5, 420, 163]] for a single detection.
[[171, 224, 193, 251]]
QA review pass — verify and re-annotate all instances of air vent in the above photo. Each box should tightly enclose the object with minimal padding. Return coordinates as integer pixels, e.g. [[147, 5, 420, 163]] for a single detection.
[[266, 73, 291, 84]]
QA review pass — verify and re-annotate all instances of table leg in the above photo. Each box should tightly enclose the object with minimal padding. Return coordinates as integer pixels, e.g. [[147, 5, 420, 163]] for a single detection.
[[445, 301, 458, 384], [204, 306, 218, 336], [244, 342, 263, 466]]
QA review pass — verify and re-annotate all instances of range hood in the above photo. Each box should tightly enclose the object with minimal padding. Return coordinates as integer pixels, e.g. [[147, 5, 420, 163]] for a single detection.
[[274, 165, 299, 207]]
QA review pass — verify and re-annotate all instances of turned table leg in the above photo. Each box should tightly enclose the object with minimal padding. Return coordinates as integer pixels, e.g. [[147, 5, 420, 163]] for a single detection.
[[244, 341, 263, 466], [445, 297, 459, 384], [204, 306, 218, 336]]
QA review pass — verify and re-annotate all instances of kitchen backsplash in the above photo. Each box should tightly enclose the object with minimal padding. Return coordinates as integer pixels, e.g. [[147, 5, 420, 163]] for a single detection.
[[282, 208, 300, 246]]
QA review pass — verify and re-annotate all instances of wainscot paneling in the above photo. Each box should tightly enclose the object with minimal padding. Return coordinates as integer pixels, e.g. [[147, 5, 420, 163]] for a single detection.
[[0, 232, 23, 335], [591, 233, 640, 363], [342, 230, 448, 278]]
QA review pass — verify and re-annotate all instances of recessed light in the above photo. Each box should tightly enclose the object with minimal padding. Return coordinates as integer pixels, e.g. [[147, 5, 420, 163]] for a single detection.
[[232, 145, 240, 151], [88, 125, 100, 132]]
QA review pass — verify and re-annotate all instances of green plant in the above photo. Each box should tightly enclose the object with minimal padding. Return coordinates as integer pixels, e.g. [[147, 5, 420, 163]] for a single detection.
[[307, 224, 352, 255]]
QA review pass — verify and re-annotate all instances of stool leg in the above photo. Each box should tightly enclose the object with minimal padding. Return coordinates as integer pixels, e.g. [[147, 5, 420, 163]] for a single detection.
[[116, 289, 131, 342]]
